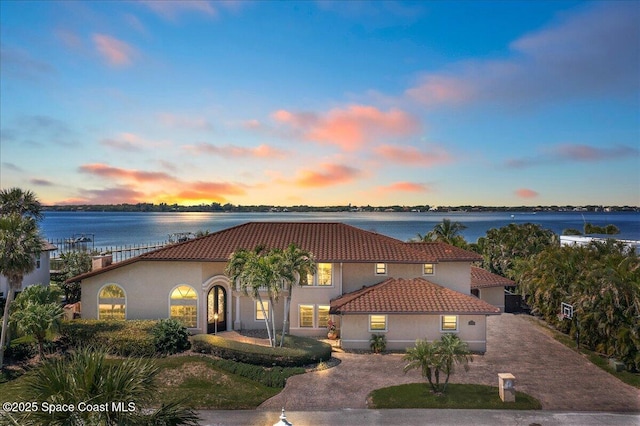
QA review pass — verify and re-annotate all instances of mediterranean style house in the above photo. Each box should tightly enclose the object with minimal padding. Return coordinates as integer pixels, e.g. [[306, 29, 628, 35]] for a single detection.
[[0, 241, 57, 299], [71, 222, 503, 352]]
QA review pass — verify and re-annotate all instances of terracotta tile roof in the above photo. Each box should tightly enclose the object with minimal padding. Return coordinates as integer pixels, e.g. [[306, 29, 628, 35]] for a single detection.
[[406, 242, 482, 262], [330, 277, 501, 315], [69, 222, 480, 282], [42, 241, 58, 251], [470, 266, 515, 289]]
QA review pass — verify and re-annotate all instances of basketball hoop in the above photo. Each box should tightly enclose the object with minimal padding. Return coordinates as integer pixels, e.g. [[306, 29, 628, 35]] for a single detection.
[[561, 302, 574, 320]]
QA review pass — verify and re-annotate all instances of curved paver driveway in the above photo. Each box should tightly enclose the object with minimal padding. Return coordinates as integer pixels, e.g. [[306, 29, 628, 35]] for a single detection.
[[259, 314, 640, 411]]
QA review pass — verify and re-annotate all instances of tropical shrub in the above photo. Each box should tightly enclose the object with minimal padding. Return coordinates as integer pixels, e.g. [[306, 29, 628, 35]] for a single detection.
[[518, 240, 640, 371], [152, 318, 191, 355], [207, 358, 304, 388], [14, 346, 199, 425], [370, 333, 387, 353], [191, 334, 331, 367], [59, 320, 156, 357]]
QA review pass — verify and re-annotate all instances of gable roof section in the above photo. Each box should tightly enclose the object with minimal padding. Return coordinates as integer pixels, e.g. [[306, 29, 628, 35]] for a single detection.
[[69, 222, 480, 282], [330, 277, 501, 315], [470, 266, 515, 289], [407, 242, 482, 262]]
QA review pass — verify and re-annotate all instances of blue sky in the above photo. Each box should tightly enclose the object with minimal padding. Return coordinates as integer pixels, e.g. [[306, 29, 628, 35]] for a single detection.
[[1, 1, 638, 206]]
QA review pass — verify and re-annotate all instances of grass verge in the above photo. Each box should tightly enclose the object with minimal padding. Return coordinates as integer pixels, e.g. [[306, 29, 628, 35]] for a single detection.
[[369, 383, 541, 409]]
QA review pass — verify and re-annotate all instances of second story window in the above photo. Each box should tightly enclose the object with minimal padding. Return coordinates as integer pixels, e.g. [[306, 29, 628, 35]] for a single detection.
[[306, 263, 332, 286], [375, 263, 387, 275], [423, 263, 434, 275]]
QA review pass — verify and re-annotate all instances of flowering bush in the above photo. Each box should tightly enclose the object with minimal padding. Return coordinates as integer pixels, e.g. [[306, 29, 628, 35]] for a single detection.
[[327, 319, 336, 332]]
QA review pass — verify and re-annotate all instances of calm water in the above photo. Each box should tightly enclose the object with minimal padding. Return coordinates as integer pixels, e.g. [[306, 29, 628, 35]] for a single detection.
[[40, 211, 640, 249]]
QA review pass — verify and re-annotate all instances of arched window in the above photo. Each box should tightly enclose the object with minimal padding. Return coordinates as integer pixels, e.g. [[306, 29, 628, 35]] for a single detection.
[[170, 285, 198, 327], [98, 284, 126, 320]]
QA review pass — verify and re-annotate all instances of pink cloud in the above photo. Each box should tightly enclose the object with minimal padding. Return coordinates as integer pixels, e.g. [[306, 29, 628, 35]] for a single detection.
[[378, 182, 430, 193], [273, 105, 421, 151], [140, 0, 217, 20], [176, 181, 247, 201], [100, 133, 166, 151], [79, 163, 173, 183], [515, 188, 539, 199], [68, 186, 147, 205], [183, 143, 287, 159], [374, 144, 453, 166], [294, 163, 361, 187], [92, 34, 136, 67], [405, 3, 638, 108]]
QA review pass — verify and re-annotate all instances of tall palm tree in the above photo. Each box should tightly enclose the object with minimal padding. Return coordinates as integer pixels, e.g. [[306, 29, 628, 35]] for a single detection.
[[226, 246, 280, 347], [0, 213, 44, 368], [277, 243, 316, 347], [417, 218, 468, 247], [0, 187, 42, 221]]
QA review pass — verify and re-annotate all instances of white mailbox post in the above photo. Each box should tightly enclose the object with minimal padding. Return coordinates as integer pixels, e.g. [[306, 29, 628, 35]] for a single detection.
[[498, 373, 516, 402]]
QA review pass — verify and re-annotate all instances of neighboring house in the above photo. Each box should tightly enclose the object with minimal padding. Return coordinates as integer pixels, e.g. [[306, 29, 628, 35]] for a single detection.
[[470, 266, 515, 312], [0, 241, 57, 298], [70, 222, 500, 352]]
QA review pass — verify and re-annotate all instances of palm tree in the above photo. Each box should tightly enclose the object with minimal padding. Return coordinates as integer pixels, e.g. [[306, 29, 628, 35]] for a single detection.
[[0, 213, 44, 368], [417, 218, 468, 247], [0, 187, 42, 221], [226, 246, 280, 347], [277, 243, 316, 347], [10, 285, 63, 359], [403, 339, 441, 392], [16, 346, 199, 425], [436, 333, 473, 393]]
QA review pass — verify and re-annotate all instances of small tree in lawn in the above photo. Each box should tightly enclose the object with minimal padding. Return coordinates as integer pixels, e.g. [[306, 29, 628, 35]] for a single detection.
[[56, 250, 92, 303], [403, 334, 473, 394], [10, 285, 63, 359]]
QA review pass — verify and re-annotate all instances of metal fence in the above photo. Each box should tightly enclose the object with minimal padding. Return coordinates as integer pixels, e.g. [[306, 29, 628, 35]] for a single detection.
[[48, 239, 170, 263]]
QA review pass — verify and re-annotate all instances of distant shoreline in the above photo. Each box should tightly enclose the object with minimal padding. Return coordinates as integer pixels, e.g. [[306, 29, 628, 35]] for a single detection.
[[42, 204, 639, 213]]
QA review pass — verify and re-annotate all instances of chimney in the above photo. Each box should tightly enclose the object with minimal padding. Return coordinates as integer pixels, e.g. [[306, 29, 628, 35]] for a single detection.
[[92, 254, 113, 271]]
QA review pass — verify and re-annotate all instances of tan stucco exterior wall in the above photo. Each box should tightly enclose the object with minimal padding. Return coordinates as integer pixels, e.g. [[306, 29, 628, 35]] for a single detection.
[[478, 287, 505, 311], [1, 251, 52, 297], [339, 314, 488, 353]]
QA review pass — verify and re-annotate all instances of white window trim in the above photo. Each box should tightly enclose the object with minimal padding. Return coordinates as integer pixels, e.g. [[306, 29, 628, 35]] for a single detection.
[[423, 263, 435, 276], [97, 283, 126, 320], [374, 263, 387, 276], [368, 314, 388, 332], [440, 315, 459, 332], [298, 304, 315, 328], [255, 300, 270, 321], [168, 284, 198, 329]]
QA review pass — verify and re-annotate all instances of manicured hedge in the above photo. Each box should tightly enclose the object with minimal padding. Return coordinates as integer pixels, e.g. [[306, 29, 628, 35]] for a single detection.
[[59, 320, 157, 357], [207, 358, 305, 388], [191, 334, 331, 367]]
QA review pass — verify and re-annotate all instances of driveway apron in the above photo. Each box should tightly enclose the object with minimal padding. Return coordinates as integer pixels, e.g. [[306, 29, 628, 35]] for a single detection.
[[259, 314, 640, 411]]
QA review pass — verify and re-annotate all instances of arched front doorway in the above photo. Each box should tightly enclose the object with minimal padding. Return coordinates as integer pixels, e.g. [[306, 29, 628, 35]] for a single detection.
[[207, 285, 226, 333]]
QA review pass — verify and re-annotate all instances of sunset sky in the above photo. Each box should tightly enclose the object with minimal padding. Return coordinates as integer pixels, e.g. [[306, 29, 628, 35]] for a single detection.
[[1, 1, 638, 207]]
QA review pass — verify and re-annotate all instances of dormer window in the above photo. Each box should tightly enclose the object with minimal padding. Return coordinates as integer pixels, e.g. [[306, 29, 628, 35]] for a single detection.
[[375, 263, 387, 275]]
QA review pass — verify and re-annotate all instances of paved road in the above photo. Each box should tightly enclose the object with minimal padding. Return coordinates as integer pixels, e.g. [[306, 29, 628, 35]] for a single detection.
[[259, 314, 640, 411], [198, 409, 640, 426]]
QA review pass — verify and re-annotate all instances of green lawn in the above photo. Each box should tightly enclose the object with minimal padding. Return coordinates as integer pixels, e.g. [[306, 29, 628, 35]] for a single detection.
[[369, 383, 541, 410], [1, 356, 282, 409]]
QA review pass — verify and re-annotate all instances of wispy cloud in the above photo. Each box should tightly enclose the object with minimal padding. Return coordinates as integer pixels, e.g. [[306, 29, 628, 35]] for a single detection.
[[294, 163, 361, 187], [515, 188, 539, 199], [374, 144, 453, 167], [183, 143, 287, 159], [29, 178, 54, 186], [273, 105, 421, 151], [92, 34, 137, 67], [139, 0, 218, 20], [79, 163, 173, 183], [1, 163, 23, 172], [100, 133, 169, 152], [505, 143, 639, 168], [10, 115, 78, 147], [0, 44, 55, 80], [378, 181, 430, 193], [71, 186, 148, 205], [406, 2, 639, 107]]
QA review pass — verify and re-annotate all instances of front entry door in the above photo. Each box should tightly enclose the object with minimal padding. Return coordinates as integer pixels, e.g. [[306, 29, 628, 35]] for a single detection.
[[207, 286, 226, 333]]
